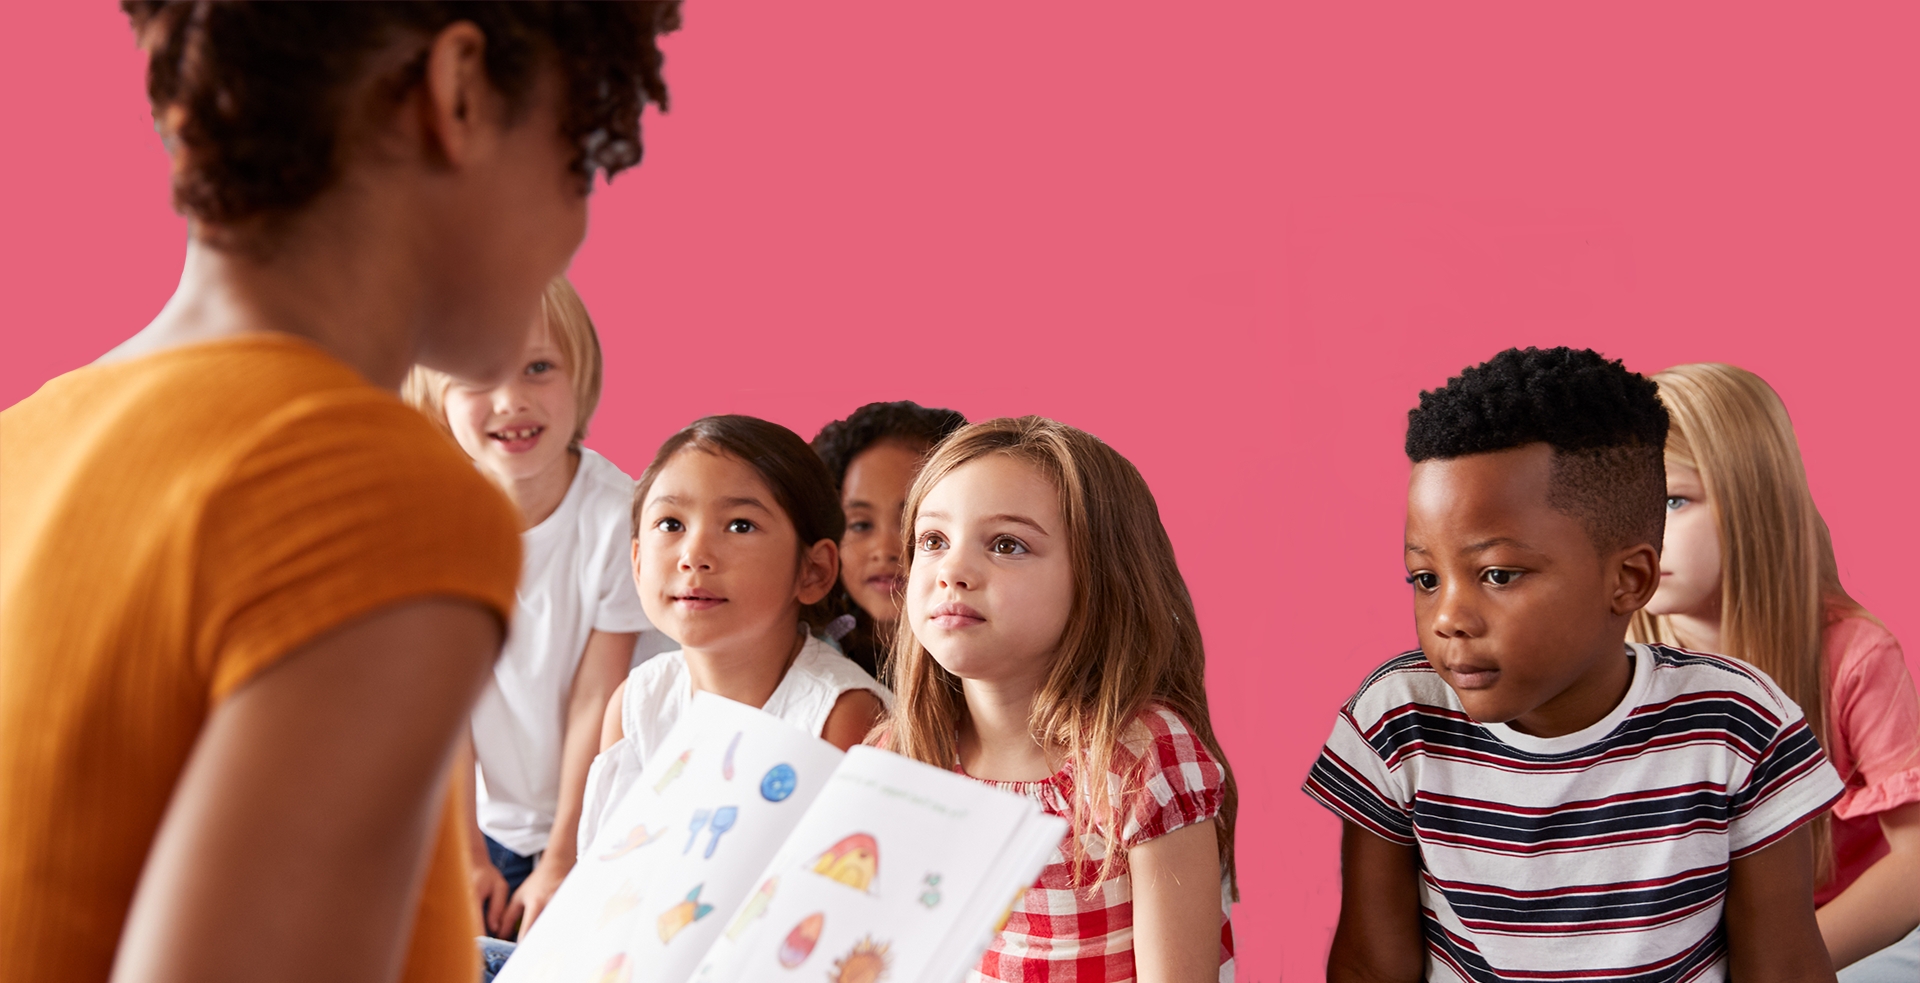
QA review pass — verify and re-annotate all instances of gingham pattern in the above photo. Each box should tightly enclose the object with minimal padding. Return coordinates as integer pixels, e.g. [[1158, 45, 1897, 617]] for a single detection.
[[965, 706, 1235, 983]]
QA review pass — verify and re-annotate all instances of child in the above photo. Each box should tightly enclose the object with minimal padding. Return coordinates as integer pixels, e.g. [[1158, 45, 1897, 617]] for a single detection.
[[1631, 362, 1920, 980], [580, 415, 891, 852], [404, 276, 666, 940], [810, 400, 969, 677], [1306, 347, 1847, 983], [879, 416, 1238, 983]]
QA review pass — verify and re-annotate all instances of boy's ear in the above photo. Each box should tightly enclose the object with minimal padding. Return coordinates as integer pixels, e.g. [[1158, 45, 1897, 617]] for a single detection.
[[1610, 542, 1661, 616], [796, 539, 840, 606]]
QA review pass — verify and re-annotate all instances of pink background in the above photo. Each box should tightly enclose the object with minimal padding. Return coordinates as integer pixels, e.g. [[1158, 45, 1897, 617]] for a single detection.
[[5, 4, 1917, 979]]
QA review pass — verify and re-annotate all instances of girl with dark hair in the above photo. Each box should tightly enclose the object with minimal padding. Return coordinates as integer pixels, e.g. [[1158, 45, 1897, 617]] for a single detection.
[[0, 4, 677, 982], [810, 400, 968, 677], [577, 416, 891, 854]]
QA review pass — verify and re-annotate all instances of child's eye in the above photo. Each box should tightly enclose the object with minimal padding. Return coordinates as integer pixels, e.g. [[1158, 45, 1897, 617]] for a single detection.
[[1406, 572, 1439, 591], [1666, 496, 1690, 512], [526, 360, 555, 376], [848, 520, 873, 534], [916, 532, 948, 552], [655, 517, 683, 533], [990, 536, 1028, 556], [1483, 568, 1522, 586], [727, 519, 756, 534]]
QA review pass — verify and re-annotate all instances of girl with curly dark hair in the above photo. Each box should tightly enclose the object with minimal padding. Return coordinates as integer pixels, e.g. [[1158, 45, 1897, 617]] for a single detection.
[[811, 401, 969, 677], [0, 5, 676, 983]]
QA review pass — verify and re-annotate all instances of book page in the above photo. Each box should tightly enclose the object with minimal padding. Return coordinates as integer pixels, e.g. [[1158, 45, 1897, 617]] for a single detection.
[[496, 692, 846, 983], [692, 746, 1067, 983]]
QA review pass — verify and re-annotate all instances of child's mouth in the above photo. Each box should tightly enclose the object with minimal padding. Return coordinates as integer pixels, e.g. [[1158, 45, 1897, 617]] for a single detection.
[[865, 575, 906, 596], [672, 589, 726, 612], [1446, 665, 1501, 690], [488, 425, 545, 453]]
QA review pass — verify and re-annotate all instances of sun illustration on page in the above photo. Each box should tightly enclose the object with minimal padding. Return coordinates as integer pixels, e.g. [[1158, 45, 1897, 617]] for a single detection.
[[809, 833, 879, 892], [828, 936, 891, 983]]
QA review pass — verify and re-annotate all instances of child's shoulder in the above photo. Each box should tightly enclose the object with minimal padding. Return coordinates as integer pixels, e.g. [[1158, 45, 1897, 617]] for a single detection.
[[1639, 642, 1801, 716], [1114, 704, 1223, 777], [1339, 649, 1457, 722], [625, 647, 689, 694], [571, 448, 641, 516]]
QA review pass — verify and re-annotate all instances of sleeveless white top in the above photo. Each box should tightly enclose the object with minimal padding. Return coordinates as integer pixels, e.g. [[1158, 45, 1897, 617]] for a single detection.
[[577, 632, 890, 856]]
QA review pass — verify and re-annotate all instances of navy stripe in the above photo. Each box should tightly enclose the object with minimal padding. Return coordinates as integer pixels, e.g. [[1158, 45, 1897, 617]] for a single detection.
[[1433, 866, 1725, 934]]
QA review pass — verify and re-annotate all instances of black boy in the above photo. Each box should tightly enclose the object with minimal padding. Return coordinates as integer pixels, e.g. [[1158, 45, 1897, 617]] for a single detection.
[[1305, 347, 1843, 982]]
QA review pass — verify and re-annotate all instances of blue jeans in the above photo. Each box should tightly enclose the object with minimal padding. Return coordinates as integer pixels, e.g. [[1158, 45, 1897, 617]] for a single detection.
[[481, 834, 538, 940], [478, 937, 516, 983]]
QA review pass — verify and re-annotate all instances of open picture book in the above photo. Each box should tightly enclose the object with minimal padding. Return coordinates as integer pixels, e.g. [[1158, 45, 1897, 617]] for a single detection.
[[495, 691, 1068, 983]]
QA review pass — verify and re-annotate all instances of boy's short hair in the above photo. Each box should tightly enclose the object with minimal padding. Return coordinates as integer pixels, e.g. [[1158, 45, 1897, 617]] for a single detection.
[[402, 275, 603, 449], [1405, 346, 1669, 554]]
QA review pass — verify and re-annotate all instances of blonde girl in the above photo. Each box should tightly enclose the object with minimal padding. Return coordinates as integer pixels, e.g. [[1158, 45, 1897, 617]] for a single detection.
[[1632, 363, 1920, 979], [879, 416, 1238, 983], [406, 276, 666, 940]]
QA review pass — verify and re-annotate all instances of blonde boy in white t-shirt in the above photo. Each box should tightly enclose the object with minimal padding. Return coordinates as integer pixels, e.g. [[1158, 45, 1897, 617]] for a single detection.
[[405, 277, 668, 940]]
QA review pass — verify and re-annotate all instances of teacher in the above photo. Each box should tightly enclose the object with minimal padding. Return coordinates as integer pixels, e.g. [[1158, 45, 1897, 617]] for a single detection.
[[0, 4, 677, 983]]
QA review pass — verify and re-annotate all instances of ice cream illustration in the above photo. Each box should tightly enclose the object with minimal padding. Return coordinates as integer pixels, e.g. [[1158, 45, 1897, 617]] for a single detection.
[[777, 912, 825, 968], [656, 883, 715, 943], [809, 832, 879, 892], [654, 749, 692, 793], [724, 876, 779, 940]]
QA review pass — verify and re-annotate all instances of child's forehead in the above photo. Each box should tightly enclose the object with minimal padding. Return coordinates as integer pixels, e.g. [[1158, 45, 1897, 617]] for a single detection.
[[650, 449, 782, 509], [1405, 445, 1583, 547]]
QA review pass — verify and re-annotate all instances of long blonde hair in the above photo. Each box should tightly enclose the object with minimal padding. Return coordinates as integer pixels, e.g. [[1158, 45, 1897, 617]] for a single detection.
[[402, 275, 605, 449], [1629, 362, 1864, 883], [882, 416, 1237, 893]]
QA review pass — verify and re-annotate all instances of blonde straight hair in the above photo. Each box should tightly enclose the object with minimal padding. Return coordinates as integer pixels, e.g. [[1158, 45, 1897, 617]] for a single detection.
[[401, 275, 605, 449], [1629, 362, 1864, 883], [882, 416, 1238, 893]]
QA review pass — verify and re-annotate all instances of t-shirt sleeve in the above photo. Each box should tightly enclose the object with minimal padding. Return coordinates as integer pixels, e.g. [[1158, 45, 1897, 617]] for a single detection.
[[1303, 703, 1415, 846], [192, 394, 522, 702], [1727, 690, 1847, 858], [1118, 707, 1228, 849], [591, 490, 653, 635], [1828, 622, 1920, 819]]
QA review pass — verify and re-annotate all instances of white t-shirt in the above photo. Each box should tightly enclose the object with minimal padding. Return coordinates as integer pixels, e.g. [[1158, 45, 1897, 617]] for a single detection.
[[576, 632, 891, 856], [472, 448, 669, 856]]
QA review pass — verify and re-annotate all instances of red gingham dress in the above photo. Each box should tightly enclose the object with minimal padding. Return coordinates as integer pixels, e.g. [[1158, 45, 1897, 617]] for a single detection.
[[964, 706, 1235, 983]]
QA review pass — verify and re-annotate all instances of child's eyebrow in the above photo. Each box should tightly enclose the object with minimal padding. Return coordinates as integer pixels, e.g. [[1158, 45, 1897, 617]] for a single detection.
[[1462, 536, 1533, 553], [987, 513, 1049, 535], [717, 496, 773, 513]]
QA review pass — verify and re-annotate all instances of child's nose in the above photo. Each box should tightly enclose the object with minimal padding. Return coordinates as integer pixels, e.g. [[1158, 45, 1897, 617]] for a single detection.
[[1429, 582, 1483, 638]]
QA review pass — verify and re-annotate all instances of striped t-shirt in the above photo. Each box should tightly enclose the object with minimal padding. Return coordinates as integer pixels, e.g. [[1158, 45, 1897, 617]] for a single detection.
[[1304, 643, 1844, 983]]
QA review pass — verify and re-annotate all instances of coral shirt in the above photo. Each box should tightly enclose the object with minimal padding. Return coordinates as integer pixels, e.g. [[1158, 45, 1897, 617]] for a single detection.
[[0, 334, 520, 983], [1818, 608, 1920, 905]]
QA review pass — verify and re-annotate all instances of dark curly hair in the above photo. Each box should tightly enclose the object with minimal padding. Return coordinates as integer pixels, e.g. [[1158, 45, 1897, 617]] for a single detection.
[[633, 415, 846, 637], [122, 1, 678, 243], [811, 401, 969, 491], [1406, 346, 1670, 554]]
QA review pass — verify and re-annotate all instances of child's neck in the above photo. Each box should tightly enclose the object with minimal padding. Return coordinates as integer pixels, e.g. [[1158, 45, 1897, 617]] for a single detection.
[[493, 448, 581, 531], [1665, 611, 1723, 654], [958, 676, 1054, 783], [682, 622, 807, 712]]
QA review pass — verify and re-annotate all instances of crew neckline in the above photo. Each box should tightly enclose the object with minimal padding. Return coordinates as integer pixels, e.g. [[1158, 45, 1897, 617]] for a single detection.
[[1482, 643, 1653, 755]]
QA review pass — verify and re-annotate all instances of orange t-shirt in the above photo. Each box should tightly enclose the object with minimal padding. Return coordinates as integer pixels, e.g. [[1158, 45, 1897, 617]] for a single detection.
[[0, 334, 521, 983]]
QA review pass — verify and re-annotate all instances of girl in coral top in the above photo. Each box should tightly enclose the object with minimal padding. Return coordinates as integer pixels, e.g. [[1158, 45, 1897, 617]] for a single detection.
[[1633, 363, 1920, 981], [877, 416, 1238, 983]]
